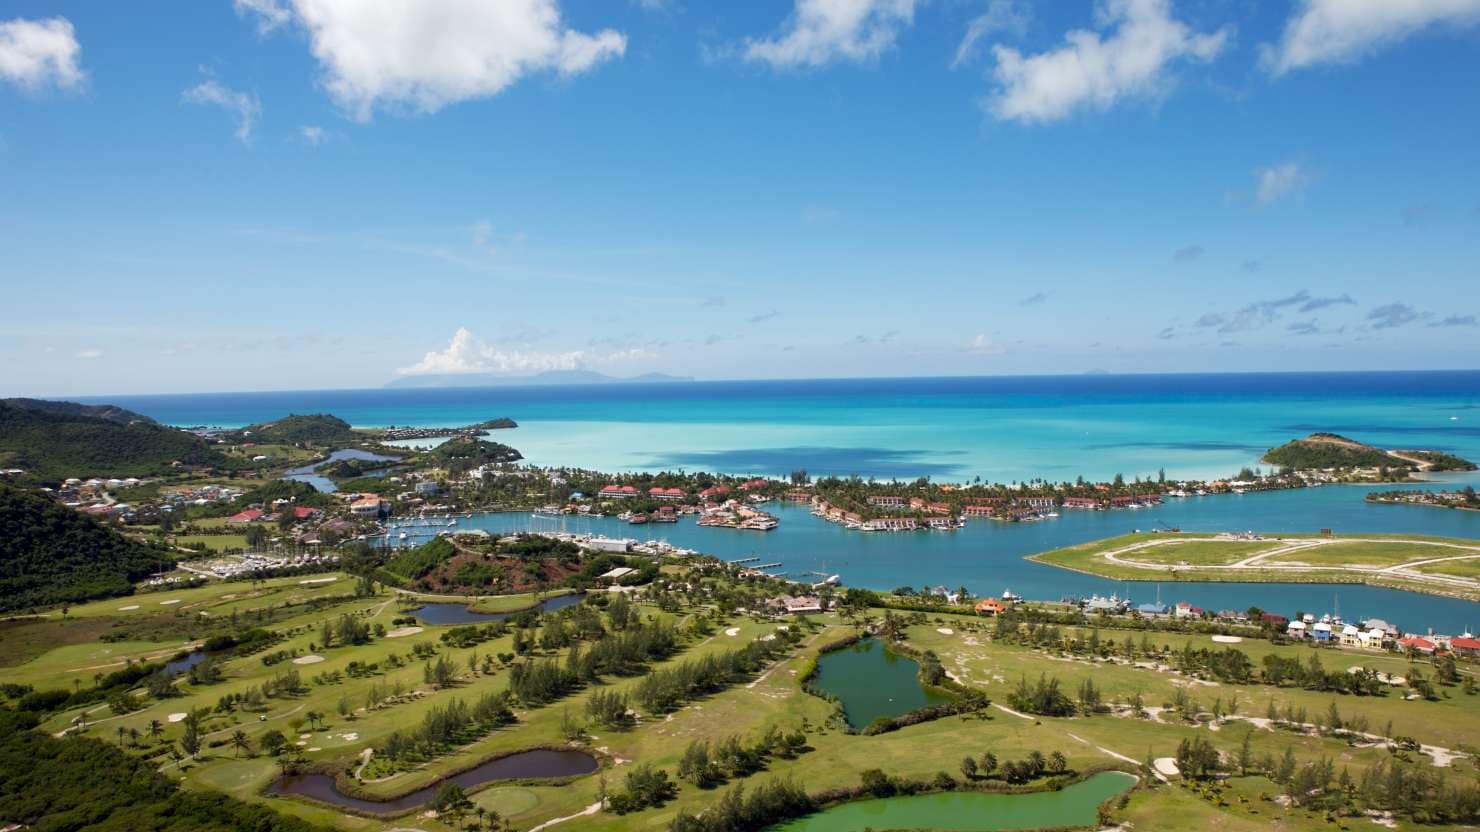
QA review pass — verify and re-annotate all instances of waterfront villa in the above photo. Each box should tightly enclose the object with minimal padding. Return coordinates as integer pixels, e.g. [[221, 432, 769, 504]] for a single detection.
[[975, 598, 1007, 615], [768, 595, 824, 615], [1062, 496, 1101, 509], [866, 495, 906, 507], [349, 494, 385, 517], [1397, 635, 1437, 654], [599, 484, 640, 499], [648, 487, 685, 500]]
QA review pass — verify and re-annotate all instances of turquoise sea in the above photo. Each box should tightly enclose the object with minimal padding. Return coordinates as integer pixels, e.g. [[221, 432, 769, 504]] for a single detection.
[[90, 371, 1480, 632], [93, 371, 1480, 482]]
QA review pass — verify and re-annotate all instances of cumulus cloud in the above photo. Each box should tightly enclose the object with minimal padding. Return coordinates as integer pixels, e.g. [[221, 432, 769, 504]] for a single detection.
[[1254, 162, 1311, 205], [1367, 302, 1421, 329], [396, 327, 653, 376], [1263, 0, 1480, 76], [985, 0, 1230, 124], [236, 0, 626, 120], [183, 77, 261, 144], [953, 0, 1031, 69], [1173, 244, 1204, 262], [743, 0, 917, 69], [0, 17, 85, 92], [1429, 314, 1477, 328]]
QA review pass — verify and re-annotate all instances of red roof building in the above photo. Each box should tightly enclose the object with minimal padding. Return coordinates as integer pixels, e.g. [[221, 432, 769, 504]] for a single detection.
[[1449, 636, 1480, 656], [699, 485, 730, 500], [648, 487, 686, 500], [1398, 635, 1437, 654], [599, 484, 639, 498], [227, 508, 264, 524]]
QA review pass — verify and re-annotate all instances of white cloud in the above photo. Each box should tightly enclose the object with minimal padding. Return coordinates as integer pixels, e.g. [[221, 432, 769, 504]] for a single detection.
[[953, 0, 1030, 69], [744, 0, 917, 69], [300, 124, 328, 145], [0, 17, 85, 92], [397, 327, 654, 376], [237, 0, 626, 121], [986, 0, 1230, 124], [961, 333, 1006, 354], [76, 348, 102, 359], [1254, 161, 1310, 205], [1263, 0, 1480, 75], [233, 0, 293, 34], [183, 77, 261, 144]]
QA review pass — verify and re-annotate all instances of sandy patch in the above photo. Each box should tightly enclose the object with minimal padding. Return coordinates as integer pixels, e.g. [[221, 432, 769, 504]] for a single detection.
[[386, 626, 424, 638], [117, 605, 140, 611], [724, 627, 740, 637], [167, 712, 188, 723], [299, 577, 337, 584], [340, 733, 359, 742], [1154, 757, 1181, 777], [1211, 635, 1242, 644], [292, 654, 325, 665], [936, 627, 955, 635], [159, 599, 181, 605]]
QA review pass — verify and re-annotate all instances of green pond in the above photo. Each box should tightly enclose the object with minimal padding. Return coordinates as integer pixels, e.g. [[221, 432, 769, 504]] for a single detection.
[[810, 637, 950, 729], [770, 771, 1138, 832]]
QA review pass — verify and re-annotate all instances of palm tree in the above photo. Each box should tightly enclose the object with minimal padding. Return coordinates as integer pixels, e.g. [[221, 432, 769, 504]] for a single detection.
[[116, 726, 126, 746], [147, 719, 163, 742], [128, 727, 140, 747], [306, 710, 322, 730], [231, 729, 251, 758]]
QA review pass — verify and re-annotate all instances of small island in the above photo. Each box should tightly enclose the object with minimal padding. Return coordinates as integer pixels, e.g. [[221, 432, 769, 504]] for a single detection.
[[1261, 432, 1475, 478], [1368, 487, 1480, 512]]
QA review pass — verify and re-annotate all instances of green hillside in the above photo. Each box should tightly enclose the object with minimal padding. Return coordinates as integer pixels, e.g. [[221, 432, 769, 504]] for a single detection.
[[421, 435, 523, 466], [0, 402, 230, 483], [238, 413, 359, 446], [0, 397, 156, 425], [0, 483, 174, 612]]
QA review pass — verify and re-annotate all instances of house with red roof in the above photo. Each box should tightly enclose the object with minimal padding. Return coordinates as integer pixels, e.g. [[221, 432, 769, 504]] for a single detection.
[[698, 485, 730, 500], [1449, 636, 1480, 657], [599, 484, 639, 499], [975, 598, 1007, 616], [1398, 635, 1437, 654], [738, 479, 768, 491], [228, 508, 264, 524], [648, 486, 686, 501]]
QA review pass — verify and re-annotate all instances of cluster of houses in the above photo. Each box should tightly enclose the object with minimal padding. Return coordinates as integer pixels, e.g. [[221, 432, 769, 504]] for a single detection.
[[766, 594, 825, 615], [591, 481, 779, 530], [810, 490, 1169, 532], [181, 551, 342, 579]]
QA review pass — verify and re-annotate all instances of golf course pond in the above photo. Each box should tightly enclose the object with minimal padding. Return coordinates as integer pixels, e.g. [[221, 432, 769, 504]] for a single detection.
[[809, 637, 950, 729], [410, 593, 583, 625], [769, 771, 1138, 831], [268, 749, 598, 815]]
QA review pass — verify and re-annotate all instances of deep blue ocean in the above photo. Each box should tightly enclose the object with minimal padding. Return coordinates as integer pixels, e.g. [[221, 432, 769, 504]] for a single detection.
[[89, 371, 1480, 632]]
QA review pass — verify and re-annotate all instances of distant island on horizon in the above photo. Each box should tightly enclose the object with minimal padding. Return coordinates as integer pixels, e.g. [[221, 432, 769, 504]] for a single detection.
[[383, 369, 695, 389]]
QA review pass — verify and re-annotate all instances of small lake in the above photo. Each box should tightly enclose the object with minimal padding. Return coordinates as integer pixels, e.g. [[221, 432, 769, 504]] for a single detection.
[[269, 748, 598, 815], [161, 650, 210, 675], [770, 771, 1138, 832], [283, 449, 398, 493], [810, 638, 950, 729], [411, 593, 584, 625]]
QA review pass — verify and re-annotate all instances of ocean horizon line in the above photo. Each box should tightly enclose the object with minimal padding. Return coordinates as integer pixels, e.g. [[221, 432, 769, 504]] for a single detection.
[[60, 366, 1480, 404]]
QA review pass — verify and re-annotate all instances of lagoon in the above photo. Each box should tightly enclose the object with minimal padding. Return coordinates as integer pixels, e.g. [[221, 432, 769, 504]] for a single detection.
[[770, 771, 1138, 832]]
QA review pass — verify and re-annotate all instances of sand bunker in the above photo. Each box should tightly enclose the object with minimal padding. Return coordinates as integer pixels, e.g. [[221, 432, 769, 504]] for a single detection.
[[937, 627, 955, 635], [1154, 757, 1181, 777], [1211, 635, 1243, 644], [292, 655, 325, 665], [159, 599, 181, 605], [724, 627, 741, 637], [386, 626, 424, 638], [118, 605, 139, 611], [167, 712, 188, 723], [299, 577, 337, 585]]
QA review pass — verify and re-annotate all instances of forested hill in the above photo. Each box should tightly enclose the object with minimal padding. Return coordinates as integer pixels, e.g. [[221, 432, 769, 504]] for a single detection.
[[0, 483, 173, 612], [1262, 432, 1474, 472], [236, 413, 360, 446], [0, 397, 155, 425], [0, 403, 229, 484], [0, 712, 327, 831]]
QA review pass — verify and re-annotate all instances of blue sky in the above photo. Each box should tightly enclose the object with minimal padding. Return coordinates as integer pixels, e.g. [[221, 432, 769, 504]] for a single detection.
[[2, 0, 1479, 397]]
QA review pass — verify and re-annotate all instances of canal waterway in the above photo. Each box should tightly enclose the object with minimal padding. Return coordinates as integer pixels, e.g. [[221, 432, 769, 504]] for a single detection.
[[437, 481, 1480, 633], [268, 749, 598, 815]]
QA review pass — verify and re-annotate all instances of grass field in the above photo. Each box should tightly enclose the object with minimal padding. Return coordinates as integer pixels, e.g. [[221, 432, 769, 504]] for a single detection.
[[1029, 532, 1480, 601], [13, 572, 1480, 832]]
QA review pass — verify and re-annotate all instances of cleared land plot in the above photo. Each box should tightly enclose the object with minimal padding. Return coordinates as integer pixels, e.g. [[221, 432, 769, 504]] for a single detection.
[[1262, 540, 1470, 568], [1117, 540, 1282, 566]]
